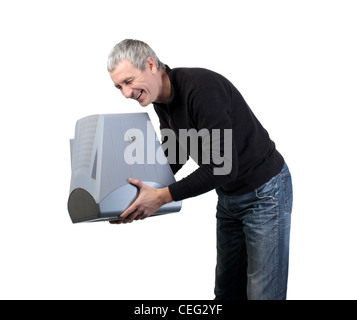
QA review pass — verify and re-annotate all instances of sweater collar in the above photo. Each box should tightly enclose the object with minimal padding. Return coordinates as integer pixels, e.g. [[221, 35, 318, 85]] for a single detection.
[[165, 65, 175, 105], [153, 65, 175, 108]]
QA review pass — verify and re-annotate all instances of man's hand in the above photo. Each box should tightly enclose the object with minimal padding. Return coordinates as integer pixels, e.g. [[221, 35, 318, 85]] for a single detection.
[[110, 178, 173, 224]]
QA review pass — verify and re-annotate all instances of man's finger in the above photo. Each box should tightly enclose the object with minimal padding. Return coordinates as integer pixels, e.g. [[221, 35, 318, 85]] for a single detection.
[[110, 220, 124, 224], [128, 178, 143, 189], [124, 209, 143, 223], [134, 212, 146, 220], [119, 201, 138, 220]]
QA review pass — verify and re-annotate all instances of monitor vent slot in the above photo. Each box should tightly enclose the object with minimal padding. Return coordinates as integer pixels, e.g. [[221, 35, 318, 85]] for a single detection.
[[75, 115, 99, 171]]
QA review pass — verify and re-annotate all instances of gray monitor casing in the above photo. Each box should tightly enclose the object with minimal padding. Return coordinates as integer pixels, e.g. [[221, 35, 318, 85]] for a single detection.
[[68, 113, 182, 223]]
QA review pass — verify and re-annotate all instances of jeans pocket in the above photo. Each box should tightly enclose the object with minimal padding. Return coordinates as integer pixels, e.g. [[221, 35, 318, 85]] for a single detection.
[[279, 171, 293, 213], [255, 178, 278, 201]]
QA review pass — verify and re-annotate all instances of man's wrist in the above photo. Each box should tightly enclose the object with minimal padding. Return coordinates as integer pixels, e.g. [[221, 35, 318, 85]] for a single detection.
[[159, 187, 173, 205]]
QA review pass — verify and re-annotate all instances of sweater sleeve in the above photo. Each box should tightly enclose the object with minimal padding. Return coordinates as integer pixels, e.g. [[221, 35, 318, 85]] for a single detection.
[[168, 82, 239, 201]]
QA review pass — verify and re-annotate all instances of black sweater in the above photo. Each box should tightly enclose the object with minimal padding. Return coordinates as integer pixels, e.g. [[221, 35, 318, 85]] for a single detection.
[[153, 66, 284, 202]]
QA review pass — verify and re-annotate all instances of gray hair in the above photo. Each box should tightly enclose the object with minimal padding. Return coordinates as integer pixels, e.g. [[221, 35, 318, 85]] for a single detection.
[[107, 39, 165, 72]]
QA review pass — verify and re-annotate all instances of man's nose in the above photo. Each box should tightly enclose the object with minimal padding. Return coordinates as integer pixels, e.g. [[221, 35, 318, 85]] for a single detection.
[[122, 86, 133, 99]]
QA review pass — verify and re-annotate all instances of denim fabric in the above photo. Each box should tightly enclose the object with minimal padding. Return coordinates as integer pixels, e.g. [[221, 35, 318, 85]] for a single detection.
[[215, 163, 293, 300]]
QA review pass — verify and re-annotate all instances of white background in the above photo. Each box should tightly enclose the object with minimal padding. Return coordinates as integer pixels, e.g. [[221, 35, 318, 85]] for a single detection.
[[0, 0, 356, 300]]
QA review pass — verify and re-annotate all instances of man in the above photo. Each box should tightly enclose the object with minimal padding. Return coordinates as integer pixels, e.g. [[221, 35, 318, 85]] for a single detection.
[[107, 39, 293, 300]]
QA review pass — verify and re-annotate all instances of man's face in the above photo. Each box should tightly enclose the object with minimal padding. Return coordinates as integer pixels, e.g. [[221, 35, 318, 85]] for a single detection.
[[109, 59, 159, 107]]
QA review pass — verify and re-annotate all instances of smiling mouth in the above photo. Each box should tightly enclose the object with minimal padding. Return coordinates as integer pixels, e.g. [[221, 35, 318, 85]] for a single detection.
[[135, 90, 143, 100]]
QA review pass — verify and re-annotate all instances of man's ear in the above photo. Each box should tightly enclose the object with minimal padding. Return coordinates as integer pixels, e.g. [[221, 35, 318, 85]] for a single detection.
[[146, 57, 158, 74]]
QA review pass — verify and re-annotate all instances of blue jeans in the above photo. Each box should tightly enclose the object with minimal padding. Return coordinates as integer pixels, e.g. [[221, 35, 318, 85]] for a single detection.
[[215, 163, 293, 300]]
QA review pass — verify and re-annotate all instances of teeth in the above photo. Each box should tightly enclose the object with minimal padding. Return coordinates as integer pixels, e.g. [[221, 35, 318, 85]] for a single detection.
[[136, 90, 143, 100]]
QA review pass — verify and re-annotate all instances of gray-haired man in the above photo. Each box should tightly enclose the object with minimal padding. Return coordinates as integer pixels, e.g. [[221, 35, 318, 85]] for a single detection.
[[107, 39, 293, 300]]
